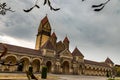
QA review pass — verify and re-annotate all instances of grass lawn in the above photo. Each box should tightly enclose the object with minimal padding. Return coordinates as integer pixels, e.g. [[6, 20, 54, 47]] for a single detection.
[[108, 77, 120, 80]]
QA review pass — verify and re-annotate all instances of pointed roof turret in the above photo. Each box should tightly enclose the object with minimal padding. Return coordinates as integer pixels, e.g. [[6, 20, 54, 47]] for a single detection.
[[105, 57, 114, 64], [38, 15, 51, 33], [51, 32, 57, 39], [41, 15, 49, 26], [63, 36, 69, 43], [72, 47, 84, 57]]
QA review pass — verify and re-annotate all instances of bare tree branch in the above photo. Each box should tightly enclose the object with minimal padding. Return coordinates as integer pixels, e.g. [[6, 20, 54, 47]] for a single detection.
[[23, 0, 40, 12], [47, 0, 60, 11], [0, 43, 7, 59], [92, 0, 110, 12], [24, 0, 60, 13], [0, 2, 15, 15]]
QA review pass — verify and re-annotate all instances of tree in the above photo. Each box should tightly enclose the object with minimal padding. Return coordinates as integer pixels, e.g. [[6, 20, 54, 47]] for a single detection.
[[0, 0, 111, 15], [115, 66, 120, 77]]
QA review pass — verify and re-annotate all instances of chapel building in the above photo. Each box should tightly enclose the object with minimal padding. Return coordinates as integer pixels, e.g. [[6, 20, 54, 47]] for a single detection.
[[0, 16, 114, 76]]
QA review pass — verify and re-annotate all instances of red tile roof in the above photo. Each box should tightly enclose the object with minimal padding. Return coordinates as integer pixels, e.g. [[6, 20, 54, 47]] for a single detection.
[[84, 59, 110, 67], [0, 43, 41, 56], [57, 41, 63, 44], [72, 47, 84, 57], [105, 57, 114, 64], [41, 16, 48, 26], [51, 32, 57, 38], [63, 36, 69, 43], [41, 40, 55, 50]]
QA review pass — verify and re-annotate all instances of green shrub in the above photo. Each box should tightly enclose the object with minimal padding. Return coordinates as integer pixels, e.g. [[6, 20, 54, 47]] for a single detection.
[[107, 71, 110, 77], [17, 62, 24, 71], [41, 66, 47, 79], [29, 66, 33, 73]]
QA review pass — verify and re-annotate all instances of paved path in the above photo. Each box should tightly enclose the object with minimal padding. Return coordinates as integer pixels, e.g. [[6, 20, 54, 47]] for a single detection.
[[0, 73, 108, 80], [54, 74, 107, 80]]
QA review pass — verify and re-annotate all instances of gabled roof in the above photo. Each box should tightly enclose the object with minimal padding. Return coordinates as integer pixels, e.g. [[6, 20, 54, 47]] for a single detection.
[[60, 48, 71, 54], [63, 36, 69, 43], [51, 32, 57, 39], [0, 43, 41, 56], [105, 57, 114, 64], [41, 40, 55, 50], [59, 48, 73, 59], [84, 59, 110, 67], [57, 41, 65, 48], [57, 41, 63, 45], [56, 41, 65, 53], [41, 15, 49, 26], [72, 47, 84, 57]]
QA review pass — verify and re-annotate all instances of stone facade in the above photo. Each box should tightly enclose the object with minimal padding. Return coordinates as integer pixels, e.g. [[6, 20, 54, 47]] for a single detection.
[[0, 16, 114, 76]]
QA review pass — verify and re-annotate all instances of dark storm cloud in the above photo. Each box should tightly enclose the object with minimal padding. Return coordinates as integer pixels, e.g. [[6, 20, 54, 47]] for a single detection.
[[0, 12, 37, 41]]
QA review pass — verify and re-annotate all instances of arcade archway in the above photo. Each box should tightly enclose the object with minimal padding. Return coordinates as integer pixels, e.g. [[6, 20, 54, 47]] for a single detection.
[[32, 59, 40, 72], [46, 61, 52, 73], [20, 58, 30, 72], [62, 61, 69, 74], [4, 56, 17, 71]]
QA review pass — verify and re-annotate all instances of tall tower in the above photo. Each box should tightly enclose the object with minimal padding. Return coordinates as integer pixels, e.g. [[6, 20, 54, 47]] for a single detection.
[[35, 16, 51, 50]]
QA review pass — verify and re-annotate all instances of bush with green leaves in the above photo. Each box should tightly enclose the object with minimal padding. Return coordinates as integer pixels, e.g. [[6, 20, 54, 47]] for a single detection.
[[41, 66, 48, 79]]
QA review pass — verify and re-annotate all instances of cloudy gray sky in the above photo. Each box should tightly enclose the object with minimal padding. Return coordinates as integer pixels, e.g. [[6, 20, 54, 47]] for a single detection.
[[0, 0, 120, 64]]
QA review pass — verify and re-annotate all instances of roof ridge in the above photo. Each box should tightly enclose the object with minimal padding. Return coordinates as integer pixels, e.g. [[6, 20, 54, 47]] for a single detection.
[[0, 43, 36, 51], [84, 59, 110, 67], [0, 43, 41, 56]]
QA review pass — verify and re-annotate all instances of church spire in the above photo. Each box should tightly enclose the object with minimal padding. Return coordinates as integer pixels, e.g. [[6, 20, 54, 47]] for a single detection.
[[41, 15, 49, 26], [35, 16, 51, 50]]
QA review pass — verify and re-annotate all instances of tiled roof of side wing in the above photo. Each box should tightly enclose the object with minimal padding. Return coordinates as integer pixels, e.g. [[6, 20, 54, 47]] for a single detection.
[[0, 43, 41, 56], [84, 59, 110, 67]]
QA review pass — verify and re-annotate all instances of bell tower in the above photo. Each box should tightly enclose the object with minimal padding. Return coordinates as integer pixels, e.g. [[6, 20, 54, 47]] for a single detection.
[[35, 16, 51, 50]]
